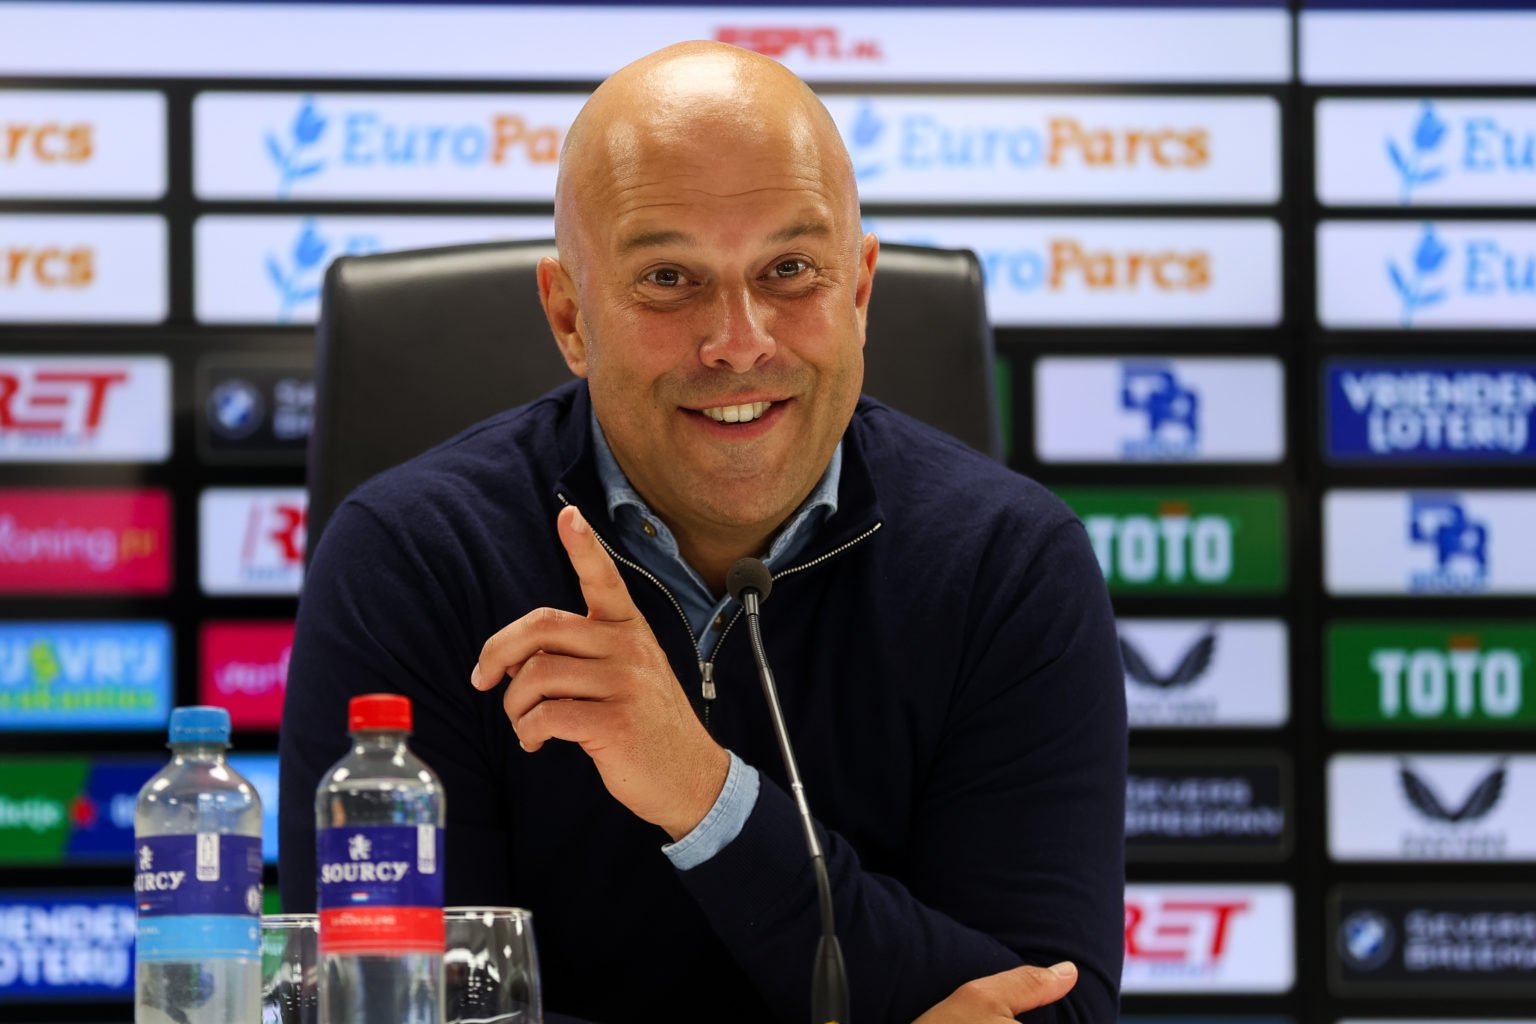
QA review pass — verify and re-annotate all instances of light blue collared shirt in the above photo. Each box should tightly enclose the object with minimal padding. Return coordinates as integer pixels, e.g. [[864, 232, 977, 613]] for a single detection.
[[589, 412, 841, 869]]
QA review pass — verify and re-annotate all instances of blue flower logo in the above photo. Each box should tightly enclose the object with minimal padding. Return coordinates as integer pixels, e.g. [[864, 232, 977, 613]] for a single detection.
[[849, 99, 885, 181], [1386, 100, 1448, 206], [1387, 223, 1450, 328], [265, 220, 329, 323], [265, 96, 328, 199]]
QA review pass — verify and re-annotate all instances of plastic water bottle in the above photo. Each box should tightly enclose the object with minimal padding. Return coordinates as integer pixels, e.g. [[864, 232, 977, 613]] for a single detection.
[[134, 706, 263, 1024], [316, 693, 445, 1024]]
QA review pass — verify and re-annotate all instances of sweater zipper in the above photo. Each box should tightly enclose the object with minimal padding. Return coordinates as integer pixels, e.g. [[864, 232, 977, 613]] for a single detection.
[[555, 493, 882, 732]]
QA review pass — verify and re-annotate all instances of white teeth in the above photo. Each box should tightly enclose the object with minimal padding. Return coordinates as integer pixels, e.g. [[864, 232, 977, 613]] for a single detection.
[[702, 401, 771, 424]]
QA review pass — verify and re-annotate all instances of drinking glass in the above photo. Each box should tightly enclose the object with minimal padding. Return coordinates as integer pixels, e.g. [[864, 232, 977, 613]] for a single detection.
[[261, 913, 319, 1024], [444, 906, 542, 1024]]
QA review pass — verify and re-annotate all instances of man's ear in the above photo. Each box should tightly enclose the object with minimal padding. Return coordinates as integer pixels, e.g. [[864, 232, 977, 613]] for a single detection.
[[853, 232, 879, 345], [537, 255, 589, 377]]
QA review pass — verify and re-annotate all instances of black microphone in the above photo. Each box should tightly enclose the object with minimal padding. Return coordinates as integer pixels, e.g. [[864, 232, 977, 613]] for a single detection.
[[726, 557, 850, 1024]]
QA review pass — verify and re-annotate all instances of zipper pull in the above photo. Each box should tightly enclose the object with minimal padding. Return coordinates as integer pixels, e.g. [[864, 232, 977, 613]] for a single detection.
[[699, 661, 717, 702]]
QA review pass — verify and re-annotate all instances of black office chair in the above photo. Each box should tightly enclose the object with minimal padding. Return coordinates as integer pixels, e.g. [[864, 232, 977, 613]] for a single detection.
[[307, 239, 999, 558]]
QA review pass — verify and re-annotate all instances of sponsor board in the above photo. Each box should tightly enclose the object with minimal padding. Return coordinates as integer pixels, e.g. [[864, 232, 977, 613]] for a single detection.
[[194, 214, 552, 324], [1060, 488, 1287, 594], [195, 92, 580, 201], [1324, 360, 1536, 463], [0, 757, 152, 863], [225, 754, 279, 865], [1324, 490, 1536, 596], [1302, 9, 1536, 86], [0, 489, 171, 595], [1124, 883, 1294, 994], [0, 622, 172, 731], [1318, 99, 1536, 207], [0, 890, 136, 1000], [0, 214, 165, 323], [1330, 753, 1536, 862], [200, 621, 293, 730], [1331, 887, 1536, 996], [0, 90, 164, 199], [199, 488, 306, 596], [0, 355, 170, 462], [1120, 619, 1289, 728], [1127, 751, 1291, 861], [5, 7, 1291, 83], [1319, 221, 1536, 330], [1328, 622, 1536, 729], [1036, 356, 1285, 464], [863, 217, 1281, 327], [821, 95, 1279, 204], [196, 352, 313, 464]]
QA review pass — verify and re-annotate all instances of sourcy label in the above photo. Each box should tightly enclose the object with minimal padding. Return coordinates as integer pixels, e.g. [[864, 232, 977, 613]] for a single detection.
[[317, 824, 443, 956], [134, 834, 262, 961]]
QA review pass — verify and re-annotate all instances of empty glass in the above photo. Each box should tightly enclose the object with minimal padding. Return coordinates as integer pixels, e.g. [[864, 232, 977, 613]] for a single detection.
[[261, 913, 319, 1024], [444, 907, 541, 1024]]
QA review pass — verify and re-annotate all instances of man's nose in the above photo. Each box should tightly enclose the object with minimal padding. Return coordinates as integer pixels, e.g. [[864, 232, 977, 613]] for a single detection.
[[698, 286, 777, 372]]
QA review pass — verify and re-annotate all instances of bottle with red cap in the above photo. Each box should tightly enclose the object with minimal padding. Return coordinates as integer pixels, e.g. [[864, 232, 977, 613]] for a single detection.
[[315, 693, 445, 1024]]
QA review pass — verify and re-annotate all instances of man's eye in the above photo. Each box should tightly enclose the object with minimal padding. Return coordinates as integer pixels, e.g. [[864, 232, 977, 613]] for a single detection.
[[773, 259, 809, 279], [644, 268, 683, 287]]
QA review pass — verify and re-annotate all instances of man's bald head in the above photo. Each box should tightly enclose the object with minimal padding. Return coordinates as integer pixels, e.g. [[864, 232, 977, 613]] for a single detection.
[[554, 41, 858, 272]]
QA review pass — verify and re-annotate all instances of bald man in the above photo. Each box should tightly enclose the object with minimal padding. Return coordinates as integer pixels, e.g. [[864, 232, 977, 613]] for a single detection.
[[280, 42, 1125, 1023]]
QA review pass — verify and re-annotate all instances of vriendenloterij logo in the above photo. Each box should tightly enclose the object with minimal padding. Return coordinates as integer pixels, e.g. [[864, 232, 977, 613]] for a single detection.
[[265, 95, 327, 199], [1388, 101, 1449, 206], [264, 219, 363, 323], [1388, 224, 1450, 328], [1408, 493, 1488, 592], [1120, 363, 1199, 458]]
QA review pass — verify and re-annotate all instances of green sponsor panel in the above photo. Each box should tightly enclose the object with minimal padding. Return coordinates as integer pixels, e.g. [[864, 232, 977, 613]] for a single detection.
[[1057, 488, 1287, 594], [263, 886, 283, 916], [0, 757, 90, 863], [1329, 622, 1536, 728]]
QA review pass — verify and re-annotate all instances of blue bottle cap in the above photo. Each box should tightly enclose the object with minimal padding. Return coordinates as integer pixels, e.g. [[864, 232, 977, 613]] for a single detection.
[[168, 706, 231, 745]]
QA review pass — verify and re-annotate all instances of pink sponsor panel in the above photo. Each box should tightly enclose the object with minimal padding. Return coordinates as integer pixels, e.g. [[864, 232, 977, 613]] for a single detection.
[[199, 620, 294, 729], [0, 488, 172, 594]]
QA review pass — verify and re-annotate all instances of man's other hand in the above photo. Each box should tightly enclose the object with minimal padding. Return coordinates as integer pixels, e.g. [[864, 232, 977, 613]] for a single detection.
[[912, 962, 1078, 1023], [471, 505, 730, 840]]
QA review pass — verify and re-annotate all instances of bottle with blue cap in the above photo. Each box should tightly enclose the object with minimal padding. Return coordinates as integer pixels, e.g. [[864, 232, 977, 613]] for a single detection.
[[134, 706, 263, 1024]]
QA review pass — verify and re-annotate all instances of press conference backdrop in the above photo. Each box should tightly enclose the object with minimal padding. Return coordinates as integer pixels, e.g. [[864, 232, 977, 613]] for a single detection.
[[2, 0, 1534, 1020]]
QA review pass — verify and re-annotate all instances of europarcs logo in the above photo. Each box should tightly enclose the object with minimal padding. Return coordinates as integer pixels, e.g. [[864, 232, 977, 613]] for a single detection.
[[1385, 100, 1536, 206], [256, 93, 565, 198], [840, 97, 1217, 184], [263, 219, 380, 322], [1385, 222, 1536, 328]]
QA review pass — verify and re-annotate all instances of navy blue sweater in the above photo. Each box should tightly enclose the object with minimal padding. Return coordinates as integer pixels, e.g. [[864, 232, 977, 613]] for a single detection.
[[279, 381, 1126, 1023]]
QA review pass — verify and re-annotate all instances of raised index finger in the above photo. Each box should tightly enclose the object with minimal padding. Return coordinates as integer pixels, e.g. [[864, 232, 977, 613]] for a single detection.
[[558, 505, 639, 623]]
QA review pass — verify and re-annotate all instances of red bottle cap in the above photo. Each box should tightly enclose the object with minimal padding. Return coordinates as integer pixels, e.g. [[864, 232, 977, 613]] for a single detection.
[[348, 693, 412, 733]]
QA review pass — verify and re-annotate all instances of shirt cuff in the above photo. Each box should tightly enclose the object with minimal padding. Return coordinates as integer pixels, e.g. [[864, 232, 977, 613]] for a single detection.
[[662, 750, 760, 871]]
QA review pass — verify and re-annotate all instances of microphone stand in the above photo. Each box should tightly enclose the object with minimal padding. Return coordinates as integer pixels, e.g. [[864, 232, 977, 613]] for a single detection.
[[731, 559, 850, 1024]]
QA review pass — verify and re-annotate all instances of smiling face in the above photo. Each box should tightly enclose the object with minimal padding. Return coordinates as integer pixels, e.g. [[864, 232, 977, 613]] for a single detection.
[[540, 44, 877, 562]]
